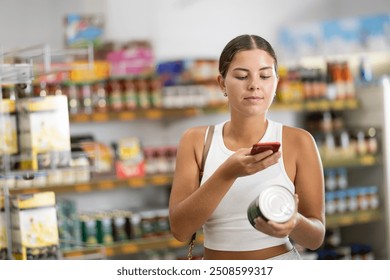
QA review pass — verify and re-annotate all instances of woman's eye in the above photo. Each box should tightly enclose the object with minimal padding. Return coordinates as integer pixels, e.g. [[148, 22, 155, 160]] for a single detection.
[[236, 76, 247, 80], [260, 75, 271, 79]]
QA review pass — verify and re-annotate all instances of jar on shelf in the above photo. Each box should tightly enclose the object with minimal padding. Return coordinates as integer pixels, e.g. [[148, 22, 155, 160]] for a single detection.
[[357, 187, 370, 211], [346, 188, 359, 212], [335, 190, 348, 213], [64, 83, 80, 115], [92, 80, 108, 113], [367, 186, 379, 209], [121, 78, 137, 110], [80, 83, 93, 114], [325, 192, 337, 215], [365, 127, 378, 155], [107, 79, 123, 111]]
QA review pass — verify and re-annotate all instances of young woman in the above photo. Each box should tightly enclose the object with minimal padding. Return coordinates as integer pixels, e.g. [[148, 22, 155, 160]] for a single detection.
[[169, 34, 325, 260]]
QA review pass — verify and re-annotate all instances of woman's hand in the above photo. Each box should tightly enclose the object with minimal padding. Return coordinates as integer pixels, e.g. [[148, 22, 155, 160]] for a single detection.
[[253, 194, 299, 238], [220, 148, 281, 179]]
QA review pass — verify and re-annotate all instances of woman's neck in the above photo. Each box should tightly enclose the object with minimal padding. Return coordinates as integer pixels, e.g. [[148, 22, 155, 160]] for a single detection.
[[223, 117, 268, 149]]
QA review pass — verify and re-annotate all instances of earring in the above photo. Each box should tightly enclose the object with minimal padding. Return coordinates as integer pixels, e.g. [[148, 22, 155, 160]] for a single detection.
[[224, 92, 227, 97]]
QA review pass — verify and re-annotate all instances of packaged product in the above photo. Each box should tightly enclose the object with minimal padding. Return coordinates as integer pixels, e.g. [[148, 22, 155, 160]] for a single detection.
[[0, 98, 18, 172], [114, 137, 145, 178], [16, 95, 71, 171], [0, 196, 8, 259], [10, 192, 59, 260]]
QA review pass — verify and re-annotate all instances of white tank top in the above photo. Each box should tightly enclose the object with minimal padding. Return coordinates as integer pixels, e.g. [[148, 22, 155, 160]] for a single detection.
[[201, 119, 295, 251]]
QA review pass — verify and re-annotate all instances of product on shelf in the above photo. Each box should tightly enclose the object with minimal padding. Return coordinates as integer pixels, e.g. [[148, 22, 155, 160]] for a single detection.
[[110, 210, 132, 242], [276, 61, 356, 104], [95, 212, 114, 244], [120, 78, 137, 110], [107, 78, 123, 111], [56, 199, 82, 250], [16, 95, 72, 171], [79, 213, 98, 245], [92, 80, 108, 112], [0, 97, 18, 172], [138, 208, 170, 238], [0, 196, 8, 260], [143, 146, 177, 175], [314, 125, 379, 162], [10, 192, 59, 260], [325, 168, 348, 191], [114, 137, 145, 178], [78, 141, 113, 176], [69, 61, 109, 82], [106, 41, 155, 77], [325, 185, 380, 215]]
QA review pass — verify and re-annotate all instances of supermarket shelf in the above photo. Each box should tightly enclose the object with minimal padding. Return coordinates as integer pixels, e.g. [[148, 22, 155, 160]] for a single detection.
[[272, 98, 359, 112], [68, 99, 359, 123], [9, 174, 173, 195], [7, 155, 379, 195], [61, 234, 204, 259], [326, 209, 382, 228], [322, 155, 380, 169], [69, 104, 227, 123]]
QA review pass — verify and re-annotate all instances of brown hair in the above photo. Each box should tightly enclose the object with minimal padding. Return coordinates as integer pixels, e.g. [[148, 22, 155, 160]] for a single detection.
[[218, 34, 278, 78]]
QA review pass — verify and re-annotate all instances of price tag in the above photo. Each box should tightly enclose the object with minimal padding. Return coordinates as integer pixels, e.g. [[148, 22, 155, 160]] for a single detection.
[[121, 244, 138, 254], [128, 178, 146, 188], [92, 112, 109, 122], [98, 181, 115, 190], [305, 101, 317, 111], [75, 184, 92, 192], [318, 100, 329, 111], [71, 114, 90, 123], [105, 248, 114, 257], [360, 155, 375, 166], [331, 100, 344, 110], [119, 111, 136, 120], [146, 109, 162, 119]]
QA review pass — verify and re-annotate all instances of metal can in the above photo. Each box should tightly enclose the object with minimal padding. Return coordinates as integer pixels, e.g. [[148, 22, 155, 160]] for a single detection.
[[247, 185, 296, 226]]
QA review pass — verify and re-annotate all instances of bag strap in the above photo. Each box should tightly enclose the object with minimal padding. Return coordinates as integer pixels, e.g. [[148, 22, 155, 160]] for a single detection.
[[188, 125, 215, 260], [199, 125, 215, 180]]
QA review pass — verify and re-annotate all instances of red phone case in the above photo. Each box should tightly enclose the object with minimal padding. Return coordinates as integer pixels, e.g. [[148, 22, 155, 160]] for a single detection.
[[250, 142, 281, 155]]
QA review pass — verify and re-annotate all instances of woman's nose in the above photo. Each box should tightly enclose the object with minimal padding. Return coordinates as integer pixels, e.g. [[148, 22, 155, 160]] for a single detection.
[[248, 77, 260, 90]]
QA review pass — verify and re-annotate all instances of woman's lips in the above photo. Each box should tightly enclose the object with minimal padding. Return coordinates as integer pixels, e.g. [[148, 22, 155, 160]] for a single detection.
[[244, 96, 263, 100]]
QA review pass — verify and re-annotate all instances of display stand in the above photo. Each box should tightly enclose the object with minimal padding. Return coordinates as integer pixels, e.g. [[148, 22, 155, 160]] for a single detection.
[[0, 44, 93, 260]]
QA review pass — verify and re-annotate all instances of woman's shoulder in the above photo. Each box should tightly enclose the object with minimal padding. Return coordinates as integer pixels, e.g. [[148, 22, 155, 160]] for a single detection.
[[179, 125, 211, 145], [282, 125, 316, 146]]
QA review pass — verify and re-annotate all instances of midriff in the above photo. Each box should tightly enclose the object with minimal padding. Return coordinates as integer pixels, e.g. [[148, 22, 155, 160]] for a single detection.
[[203, 242, 293, 260]]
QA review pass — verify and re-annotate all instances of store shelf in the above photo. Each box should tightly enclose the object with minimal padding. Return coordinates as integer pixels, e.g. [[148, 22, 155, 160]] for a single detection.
[[61, 233, 204, 259], [272, 98, 359, 112], [68, 99, 359, 123], [326, 209, 382, 228], [322, 155, 380, 169], [9, 174, 173, 195], [69, 104, 228, 123]]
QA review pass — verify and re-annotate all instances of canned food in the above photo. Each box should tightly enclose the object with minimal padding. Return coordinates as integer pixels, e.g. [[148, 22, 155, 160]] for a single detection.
[[247, 185, 296, 226]]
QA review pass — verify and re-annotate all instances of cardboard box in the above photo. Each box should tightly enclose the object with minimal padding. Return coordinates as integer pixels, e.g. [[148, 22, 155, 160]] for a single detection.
[[11, 192, 59, 260], [0, 99, 18, 172], [0, 196, 8, 259], [16, 96, 71, 171]]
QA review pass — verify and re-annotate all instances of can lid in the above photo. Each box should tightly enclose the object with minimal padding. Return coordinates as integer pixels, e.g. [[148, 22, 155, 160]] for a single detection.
[[258, 185, 295, 223]]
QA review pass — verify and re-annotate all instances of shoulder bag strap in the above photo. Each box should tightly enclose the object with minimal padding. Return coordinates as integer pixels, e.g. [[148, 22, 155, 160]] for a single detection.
[[199, 125, 215, 180], [188, 125, 215, 260]]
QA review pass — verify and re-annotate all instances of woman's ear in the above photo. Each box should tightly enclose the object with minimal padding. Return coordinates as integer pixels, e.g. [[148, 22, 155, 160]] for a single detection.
[[217, 75, 226, 93]]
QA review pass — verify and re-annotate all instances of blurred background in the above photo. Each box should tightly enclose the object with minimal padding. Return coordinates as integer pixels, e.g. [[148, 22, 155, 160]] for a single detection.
[[1, 0, 390, 260]]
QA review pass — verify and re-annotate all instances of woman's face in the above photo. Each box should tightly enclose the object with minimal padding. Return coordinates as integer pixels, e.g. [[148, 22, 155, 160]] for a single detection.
[[219, 49, 278, 117]]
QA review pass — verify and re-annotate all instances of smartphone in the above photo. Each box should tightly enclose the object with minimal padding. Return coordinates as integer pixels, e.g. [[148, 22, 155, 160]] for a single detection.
[[250, 142, 281, 155]]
